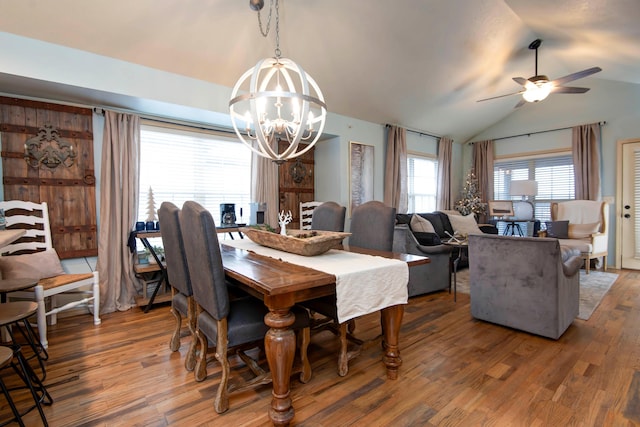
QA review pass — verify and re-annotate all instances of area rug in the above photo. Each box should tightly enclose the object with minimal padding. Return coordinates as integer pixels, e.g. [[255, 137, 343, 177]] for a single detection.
[[454, 269, 619, 320]]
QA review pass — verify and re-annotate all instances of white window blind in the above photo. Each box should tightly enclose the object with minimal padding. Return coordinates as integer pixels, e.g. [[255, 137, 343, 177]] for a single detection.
[[139, 124, 251, 225], [494, 155, 575, 224], [407, 155, 438, 213]]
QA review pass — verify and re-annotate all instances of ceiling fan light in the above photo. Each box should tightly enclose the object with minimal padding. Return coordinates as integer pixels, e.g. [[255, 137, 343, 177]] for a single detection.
[[523, 80, 553, 102]]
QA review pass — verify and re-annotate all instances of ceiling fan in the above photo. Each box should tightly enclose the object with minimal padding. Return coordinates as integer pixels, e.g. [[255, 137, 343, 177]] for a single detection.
[[477, 39, 602, 108]]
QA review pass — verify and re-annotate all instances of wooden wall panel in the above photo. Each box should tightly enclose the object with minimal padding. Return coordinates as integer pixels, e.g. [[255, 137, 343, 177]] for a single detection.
[[1, 97, 97, 259], [278, 141, 315, 229]]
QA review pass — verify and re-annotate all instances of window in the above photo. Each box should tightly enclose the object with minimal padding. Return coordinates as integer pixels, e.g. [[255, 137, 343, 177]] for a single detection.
[[494, 154, 575, 226], [407, 155, 438, 213], [139, 123, 251, 226]]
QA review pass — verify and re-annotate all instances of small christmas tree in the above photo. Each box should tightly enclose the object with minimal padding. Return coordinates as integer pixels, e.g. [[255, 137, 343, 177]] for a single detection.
[[146, 186, 157, 222], [455, 170, 487, 216]]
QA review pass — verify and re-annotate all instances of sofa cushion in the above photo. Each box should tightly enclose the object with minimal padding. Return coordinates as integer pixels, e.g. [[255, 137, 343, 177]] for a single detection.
[[395, 213, 412, 226], [447, 213, 482, 235], [545, 220, 569, 239], [421, 213, 448, 238], [413, 231, 442, 246], [568, 222, 600, 239], [410, 214, 435, 233]]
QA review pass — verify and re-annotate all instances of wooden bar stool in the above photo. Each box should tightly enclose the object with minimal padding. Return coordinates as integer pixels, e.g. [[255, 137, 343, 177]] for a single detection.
[[0, 302, 48, 381], [0, 279, 38, 303], [0, 346, 23, 426], [0, 344, 51, 427]]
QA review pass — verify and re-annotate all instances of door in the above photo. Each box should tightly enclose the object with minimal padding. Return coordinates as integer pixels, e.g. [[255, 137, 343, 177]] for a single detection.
[[621, 140, 640, 269], [278, 141, 315, 229]]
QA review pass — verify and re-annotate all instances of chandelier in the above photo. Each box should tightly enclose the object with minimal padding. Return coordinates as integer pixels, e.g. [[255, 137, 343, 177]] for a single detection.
[[229, 0, 327, 164]]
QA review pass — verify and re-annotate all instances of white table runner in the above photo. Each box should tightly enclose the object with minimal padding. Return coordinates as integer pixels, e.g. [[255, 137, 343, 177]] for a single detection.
[[221, 239, 409, 323]]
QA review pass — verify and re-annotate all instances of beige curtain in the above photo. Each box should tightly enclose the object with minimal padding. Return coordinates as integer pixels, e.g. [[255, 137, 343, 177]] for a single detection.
[[97, 111, 141, 313], [572, 123, 601, 200], [384, 126, 408, 213], [251, 142, 279, 227], [436, 137, 453, 210], [472, 140, 494, 222]]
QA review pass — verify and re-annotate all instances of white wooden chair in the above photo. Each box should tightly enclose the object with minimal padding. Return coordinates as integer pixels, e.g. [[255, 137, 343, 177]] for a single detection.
[[0, 200, 100, 349], [299, 201, 322, 230]]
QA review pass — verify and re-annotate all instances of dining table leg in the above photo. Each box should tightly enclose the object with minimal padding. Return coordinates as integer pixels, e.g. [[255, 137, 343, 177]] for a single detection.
[[264, 306, 296, 427], [381, 304, 404, 380]]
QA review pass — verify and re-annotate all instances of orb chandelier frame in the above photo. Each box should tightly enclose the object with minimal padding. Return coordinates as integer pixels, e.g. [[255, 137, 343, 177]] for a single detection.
[[229, 0, 327, 164]]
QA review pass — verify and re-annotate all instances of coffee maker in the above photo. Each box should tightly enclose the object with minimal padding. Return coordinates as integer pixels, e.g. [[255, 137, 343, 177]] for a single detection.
[[220, 203, 236, 226]]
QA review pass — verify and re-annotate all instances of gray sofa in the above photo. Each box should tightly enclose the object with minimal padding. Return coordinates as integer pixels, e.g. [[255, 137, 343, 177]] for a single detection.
[[468, 234, 582, 339], [392, 212, 498, 297]]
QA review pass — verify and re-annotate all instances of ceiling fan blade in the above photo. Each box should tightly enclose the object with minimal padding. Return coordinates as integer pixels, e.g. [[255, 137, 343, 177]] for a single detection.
[[514, 99, 527, 109], [512, 77, 528, 86], [552, 86, 590, 94], [552, 67, 602, 86], [477, 90, 524, 102]]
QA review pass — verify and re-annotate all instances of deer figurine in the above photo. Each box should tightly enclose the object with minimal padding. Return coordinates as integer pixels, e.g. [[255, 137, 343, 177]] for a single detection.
[[278, 210, 293, 236]]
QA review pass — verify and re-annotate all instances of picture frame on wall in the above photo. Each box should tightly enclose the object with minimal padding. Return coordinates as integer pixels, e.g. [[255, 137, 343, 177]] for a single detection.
[[349, 141, 374, 215]]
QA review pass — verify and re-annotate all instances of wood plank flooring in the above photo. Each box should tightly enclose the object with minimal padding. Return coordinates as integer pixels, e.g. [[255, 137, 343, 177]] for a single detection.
[[2, 268, 639, 426]]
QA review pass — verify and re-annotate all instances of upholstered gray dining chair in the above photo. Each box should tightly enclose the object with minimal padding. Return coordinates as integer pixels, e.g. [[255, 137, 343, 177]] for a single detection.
[[180, 201, 312, 413], [303, 200, 397, 376], [158, 202, 197, 371], [311, 202, 346, 232]]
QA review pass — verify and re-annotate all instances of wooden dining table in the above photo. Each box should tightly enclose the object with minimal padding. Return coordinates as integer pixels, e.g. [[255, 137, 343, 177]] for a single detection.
[[219, 242, 429, 426]]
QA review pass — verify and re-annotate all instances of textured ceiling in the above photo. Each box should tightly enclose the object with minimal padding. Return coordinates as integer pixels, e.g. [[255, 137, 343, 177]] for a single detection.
[[0, 0, 638, 142]]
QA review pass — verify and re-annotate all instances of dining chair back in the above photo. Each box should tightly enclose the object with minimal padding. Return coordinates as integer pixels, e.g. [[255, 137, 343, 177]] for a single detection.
[[157, 202, 197, 369], [0, 200, 100, 349], [349, 201, 397, 251], [300, 201, 322, 230], [302, 201, 396, 377], [311, 202, 346, 232], [180, 200, 311, 413]]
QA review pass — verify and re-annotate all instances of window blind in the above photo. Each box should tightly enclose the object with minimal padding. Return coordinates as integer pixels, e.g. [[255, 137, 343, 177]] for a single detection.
[[139, 124, 251, 225], [494, 154, 575, 224], [407, 155, 438, 213]]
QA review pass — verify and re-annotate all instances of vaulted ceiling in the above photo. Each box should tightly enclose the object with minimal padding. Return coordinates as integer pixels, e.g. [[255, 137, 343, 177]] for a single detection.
[[0, 0, 638, 142]]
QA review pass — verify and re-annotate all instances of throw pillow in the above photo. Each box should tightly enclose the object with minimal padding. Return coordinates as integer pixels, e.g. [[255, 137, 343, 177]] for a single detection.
[[447, 213, 482, 236], [568, 222, 600, 239], [0, 248, 65, 280], [423, 213, 447, 238], [545, 220, 570, 239], [413, 231, 442, 246], [410, 214, 435, 233]]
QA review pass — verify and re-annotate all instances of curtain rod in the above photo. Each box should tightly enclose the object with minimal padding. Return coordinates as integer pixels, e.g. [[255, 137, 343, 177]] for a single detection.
[[92, 107, 237, 135], [471, 121, 607, 143], [385, 123, 441, 139]]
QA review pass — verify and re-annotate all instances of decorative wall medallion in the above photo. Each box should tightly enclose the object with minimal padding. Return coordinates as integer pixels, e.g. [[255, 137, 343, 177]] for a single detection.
[[289, 158, 307, 183], [24, 124, 77, 169]]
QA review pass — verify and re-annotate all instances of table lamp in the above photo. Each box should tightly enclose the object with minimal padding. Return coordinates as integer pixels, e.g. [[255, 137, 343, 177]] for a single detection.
[[510, 180, 538, 201]]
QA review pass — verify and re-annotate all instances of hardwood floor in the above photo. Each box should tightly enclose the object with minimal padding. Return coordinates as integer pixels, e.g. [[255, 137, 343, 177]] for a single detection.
[[2, 269, 639, 426]]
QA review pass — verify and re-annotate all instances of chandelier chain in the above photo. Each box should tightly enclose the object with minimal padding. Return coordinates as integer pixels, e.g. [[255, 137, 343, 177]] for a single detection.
[[274, 0, 281, 58], [256, 0, 273, 38]]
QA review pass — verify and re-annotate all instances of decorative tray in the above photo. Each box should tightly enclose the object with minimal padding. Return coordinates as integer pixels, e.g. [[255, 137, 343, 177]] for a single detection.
[[240, 227, 351, 256]]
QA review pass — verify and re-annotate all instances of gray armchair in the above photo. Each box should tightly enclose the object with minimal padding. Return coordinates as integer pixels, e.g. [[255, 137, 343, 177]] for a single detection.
[[468, 234, 582, 339], [392, 224, 452, 296]]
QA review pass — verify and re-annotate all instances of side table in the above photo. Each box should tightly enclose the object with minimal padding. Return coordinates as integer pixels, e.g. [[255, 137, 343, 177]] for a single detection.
[[444, 240, 468, 302]]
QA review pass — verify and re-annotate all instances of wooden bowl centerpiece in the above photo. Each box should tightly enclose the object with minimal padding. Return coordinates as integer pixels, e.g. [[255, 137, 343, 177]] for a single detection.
[[241, 226, 351, 256]]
